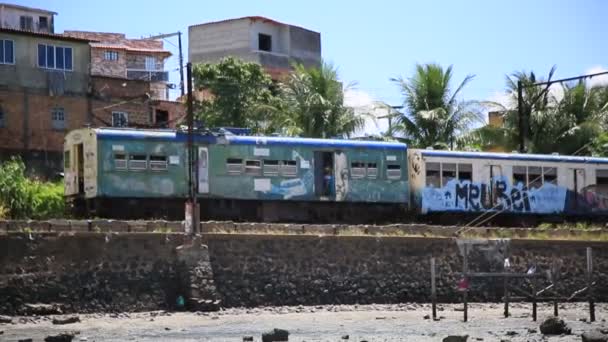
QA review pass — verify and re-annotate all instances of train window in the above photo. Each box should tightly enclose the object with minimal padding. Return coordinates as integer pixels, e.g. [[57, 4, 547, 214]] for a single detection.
[[149, 155, 168, 171], [351, 162, 366, 179], [245, 160, 262, 175], [64, 151, 70, 169], [513, 166, 527, 187], [129, 155, 147, 170], [280, 160, 297, 177], [543, 167, 557, 185], [263, 160, 279, 176], [226, 158, 243, 175], [114, 154, 126, 170], [386, 164, 401, 180], [442, 163, 457, 185], [596, 170, 608, 185], [458, 163, 472, 182], [426, 162, 440, 187], [528, 166, 543, 189], [367, 163, 378, 179]]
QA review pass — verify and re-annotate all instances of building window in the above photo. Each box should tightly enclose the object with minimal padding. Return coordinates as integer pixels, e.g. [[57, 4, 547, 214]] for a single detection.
[[367, 163, 378, 179], [280, 160, 297, 177], [263, 160, 279, 176], [104, 51, 118, 61], [145, 56, 156, 71], [426, 162, 441, 187], [38, 44, 73, 70], [39, 16, 48, 30], [0, 40, 14, 64], [20, 16, 33, 30], [258, 33, 272, 52], [350, 162, 366, 179], [112, 111, 128, 127], [597, 170, 608, 185], [51, 107, 65, 130], [245, 160, 262, 175], [64, 151, 70, 169], [387, 164, 402, 180], [226, 158, 243, 175]]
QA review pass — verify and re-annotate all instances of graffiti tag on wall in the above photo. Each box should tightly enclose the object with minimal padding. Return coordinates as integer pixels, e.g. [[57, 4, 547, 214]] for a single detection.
[[421, 177, 567, 214]]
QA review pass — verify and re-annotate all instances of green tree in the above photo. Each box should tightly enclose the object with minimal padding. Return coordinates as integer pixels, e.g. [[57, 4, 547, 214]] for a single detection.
[[279, 62, 365, 138], [192, 57, 278, 133], [391, 63, 484, 148]]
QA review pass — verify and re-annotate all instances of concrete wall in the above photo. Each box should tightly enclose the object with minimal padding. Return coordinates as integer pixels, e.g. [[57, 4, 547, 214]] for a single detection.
[[188, 19, 251, 63], [0, 31, 90, 93], [289, 26, 321, 68]]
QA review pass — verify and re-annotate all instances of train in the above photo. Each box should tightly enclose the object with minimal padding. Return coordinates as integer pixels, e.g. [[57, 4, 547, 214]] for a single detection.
[[63, 127, 608, 225]]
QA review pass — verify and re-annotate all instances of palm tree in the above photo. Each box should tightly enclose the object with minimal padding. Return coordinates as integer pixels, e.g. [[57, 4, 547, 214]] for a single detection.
[[391, 64, 484, 149], [279, 62, 366, 138]]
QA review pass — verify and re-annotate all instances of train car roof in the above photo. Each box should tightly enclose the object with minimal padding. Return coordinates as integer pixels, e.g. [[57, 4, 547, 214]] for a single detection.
[[417, 149, 608, 165], [94, 128, 407, 150]]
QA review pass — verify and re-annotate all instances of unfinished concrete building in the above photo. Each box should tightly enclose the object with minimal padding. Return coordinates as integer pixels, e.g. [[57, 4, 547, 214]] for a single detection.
[[188, 16, 321, 80]]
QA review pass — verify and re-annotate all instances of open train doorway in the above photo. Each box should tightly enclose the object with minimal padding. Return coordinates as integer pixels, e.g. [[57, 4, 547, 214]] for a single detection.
[[76, 143, 84, 194], [314, 151, 334, 198]]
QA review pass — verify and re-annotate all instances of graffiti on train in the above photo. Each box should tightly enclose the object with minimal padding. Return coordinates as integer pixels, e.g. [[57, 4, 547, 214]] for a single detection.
[[421, 177, 567, 214]]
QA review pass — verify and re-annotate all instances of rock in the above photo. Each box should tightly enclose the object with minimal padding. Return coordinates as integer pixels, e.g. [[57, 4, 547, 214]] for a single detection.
[[243, 336, 253, 341], [341, 334, 349, 339], [52, 316, 80, 325], [23, 303, 62, 316], [423, 314, 430, 319], [0, 315, 12, 323], [527, 328, 537, 334], [539, 316, 571, 335], [45, 333, 75, 342], [262, 328, 289, 342], [19, 339, 33, 342], [505, 331, 518, 336], [443, 336, 468, 342], [582, 330, 608, 342]]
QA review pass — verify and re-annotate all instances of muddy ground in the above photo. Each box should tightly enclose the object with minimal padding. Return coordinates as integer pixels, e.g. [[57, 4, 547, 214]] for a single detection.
[[1, 303, 606, 341]]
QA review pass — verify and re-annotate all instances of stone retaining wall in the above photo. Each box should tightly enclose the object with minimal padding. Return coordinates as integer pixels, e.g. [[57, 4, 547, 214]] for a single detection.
[[1, 231, 607, 315]]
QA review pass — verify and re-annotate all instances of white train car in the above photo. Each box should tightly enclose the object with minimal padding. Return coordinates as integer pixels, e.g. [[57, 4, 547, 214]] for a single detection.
[[407, 149, 608, 219]]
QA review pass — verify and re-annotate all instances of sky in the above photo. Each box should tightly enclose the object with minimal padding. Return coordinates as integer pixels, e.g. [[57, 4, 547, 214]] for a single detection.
[[17, 0, 608, 135]]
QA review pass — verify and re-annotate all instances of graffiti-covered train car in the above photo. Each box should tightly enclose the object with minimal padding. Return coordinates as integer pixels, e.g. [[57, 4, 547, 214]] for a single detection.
[[64, 127, 409, 222], [407, 149, 608, 221]]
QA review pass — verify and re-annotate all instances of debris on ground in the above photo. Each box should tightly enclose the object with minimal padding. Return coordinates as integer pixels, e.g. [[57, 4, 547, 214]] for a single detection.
[[52, 316, 80, 325], [582, 330, 608, 342], [262, 328, 290, 342], [44, 332, 75, 342], [443, 335, 468, 342]]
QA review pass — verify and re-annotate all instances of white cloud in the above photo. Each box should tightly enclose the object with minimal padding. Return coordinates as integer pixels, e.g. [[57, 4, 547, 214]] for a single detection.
[[344, 89, 391, 137], [585, 65, 608, 87]]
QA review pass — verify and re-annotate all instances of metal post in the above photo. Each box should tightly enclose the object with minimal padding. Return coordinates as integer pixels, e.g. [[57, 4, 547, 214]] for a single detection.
[[463, 244, 468, 322], [503, 274, 509, 318], [431, 257, 437, 320], [587, 247, 595, 322], [178, 31, 185, 97], [517, 80, 525, 153], [532, 267, 537, 322]]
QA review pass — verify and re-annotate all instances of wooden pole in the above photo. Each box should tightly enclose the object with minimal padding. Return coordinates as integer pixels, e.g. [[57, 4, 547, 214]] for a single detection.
[[431, 257, 437, 320], [503, 273, 509, 318], [552, 259, 559, 317], [463, 243, 468, 322], [587, 247, 595, 322], [532, 266, 537, 322]]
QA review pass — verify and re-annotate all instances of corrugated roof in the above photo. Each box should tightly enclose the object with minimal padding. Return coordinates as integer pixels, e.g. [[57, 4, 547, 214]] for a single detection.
[[0, 3, 57, 15], [0, 27, 94, 43], [189, 16, 319, 34]]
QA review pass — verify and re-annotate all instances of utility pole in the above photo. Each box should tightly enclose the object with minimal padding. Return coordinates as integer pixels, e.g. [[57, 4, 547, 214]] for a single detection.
[[146, 31, 185, 97], [185, 62, 198, 235], [517, 70, 608, 153]]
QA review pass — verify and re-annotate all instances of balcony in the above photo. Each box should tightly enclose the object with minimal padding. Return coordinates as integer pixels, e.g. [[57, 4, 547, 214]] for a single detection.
[[126, 69, 169, 82]]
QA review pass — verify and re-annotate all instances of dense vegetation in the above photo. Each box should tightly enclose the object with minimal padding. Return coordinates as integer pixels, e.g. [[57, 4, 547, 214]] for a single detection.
[[0, 158, 64, 220], [194, 58, 608, 157]]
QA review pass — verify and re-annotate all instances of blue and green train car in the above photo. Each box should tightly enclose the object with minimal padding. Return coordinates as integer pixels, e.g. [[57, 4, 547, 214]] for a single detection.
[[64, 128, 409, 222]]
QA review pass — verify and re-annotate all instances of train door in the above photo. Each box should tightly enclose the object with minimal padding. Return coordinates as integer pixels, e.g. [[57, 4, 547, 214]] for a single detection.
[[314, 151, 334, 198], [568, 168, 585, 211], [76, 143, 84, 194], [198, 147, 209, 194], [483, 164, 503, 208], [334, 151, 349, 201]]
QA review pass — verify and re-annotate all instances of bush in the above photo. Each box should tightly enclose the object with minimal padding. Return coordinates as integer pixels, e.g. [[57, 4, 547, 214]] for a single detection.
[[0, 157, 64, 219]]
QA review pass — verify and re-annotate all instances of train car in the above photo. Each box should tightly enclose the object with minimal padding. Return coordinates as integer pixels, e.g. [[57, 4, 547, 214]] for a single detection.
[[408, 148, 608, 224], [64, 127, 409, 222]]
